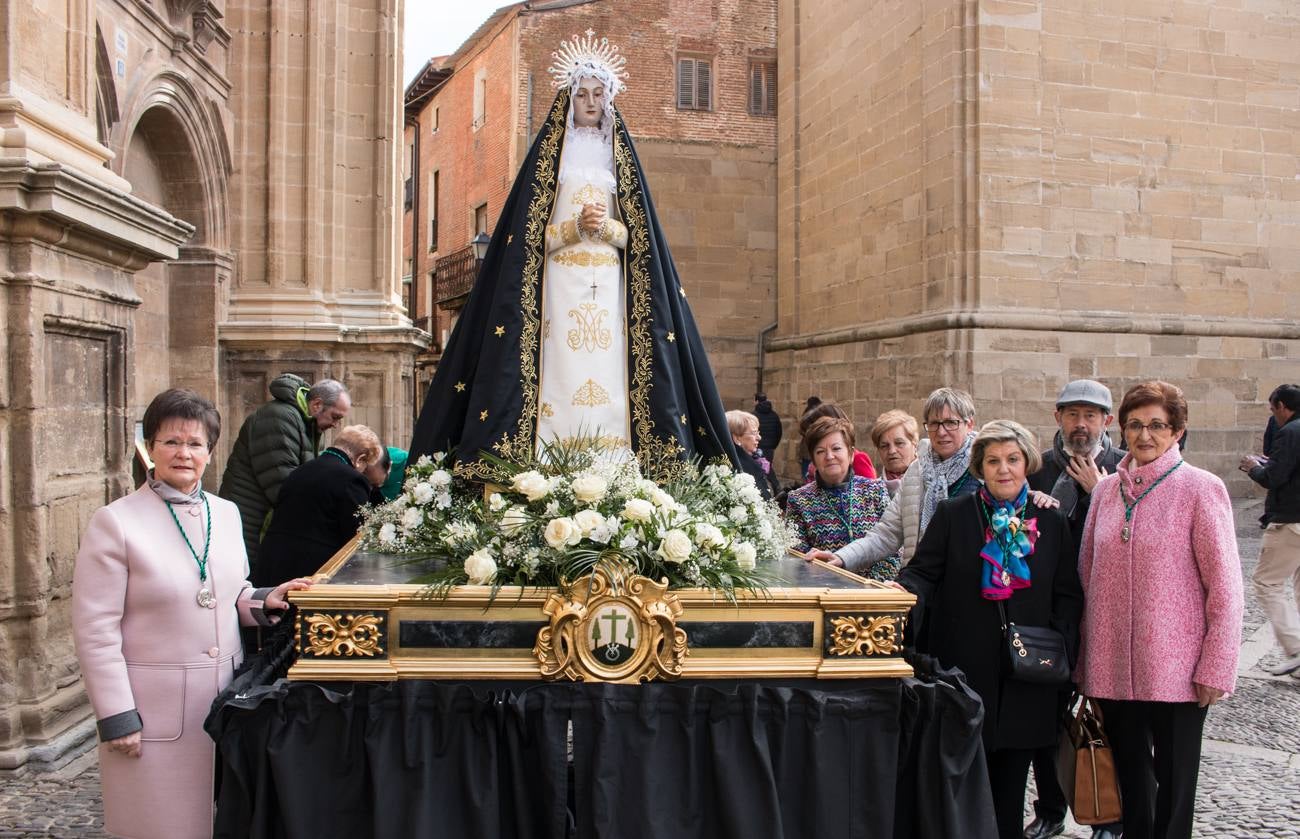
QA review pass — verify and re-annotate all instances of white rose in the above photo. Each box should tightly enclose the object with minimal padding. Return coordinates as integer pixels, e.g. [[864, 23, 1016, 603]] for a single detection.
[[656, 529, 693, 564], [429, 469, 452, 489], [501, 506, 530, 534], [488, 493, 507, 512], [401, 506, 424, 530], [574, 509, 605, 535], [571, 474, 609, 504], [733, 541, 758, 570], [694, 523, 727, 549], [511, 470, 550, 502], [378, 522, 398, 544], [412, 482, 435, 504], [543, 517, 582, 548], [622, 498, 656, 522], [649, 487, 676, 508], [464, 549, 498, 585]]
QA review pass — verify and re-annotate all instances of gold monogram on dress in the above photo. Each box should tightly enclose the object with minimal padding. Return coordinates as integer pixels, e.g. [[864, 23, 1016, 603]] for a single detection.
[[570, 183, 606, 207], [572, 378, 611, 407], [566, 302, 613, 352], [552, 250, 619, 268]]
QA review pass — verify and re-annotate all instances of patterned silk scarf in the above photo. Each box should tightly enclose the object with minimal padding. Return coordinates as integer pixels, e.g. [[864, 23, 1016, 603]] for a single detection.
[[978, 483, 1038, 600], [919, 431, 976, 535]]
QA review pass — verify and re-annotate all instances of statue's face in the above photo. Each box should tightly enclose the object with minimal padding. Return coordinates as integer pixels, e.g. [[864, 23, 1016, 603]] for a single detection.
[[573, 77, 606, 128]]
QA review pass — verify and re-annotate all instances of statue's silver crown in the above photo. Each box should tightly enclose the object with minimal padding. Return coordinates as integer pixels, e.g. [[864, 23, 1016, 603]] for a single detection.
[[548, 29, 628, 97]]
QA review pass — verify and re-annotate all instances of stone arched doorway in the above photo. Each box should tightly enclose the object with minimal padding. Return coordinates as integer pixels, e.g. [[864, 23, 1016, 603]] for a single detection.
[[121, 100, 231, 452]]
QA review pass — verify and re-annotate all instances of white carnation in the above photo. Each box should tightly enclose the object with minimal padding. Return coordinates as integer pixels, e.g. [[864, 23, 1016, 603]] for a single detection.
[[729, 505, 748, 523], [733, 541, 758, 570], [401, 506, 424, 530], [622, 498, 656, 522], [543, 517, 582, 548], [435, 492, 453, 510], [571, 474, 609, 504], [429, 469, 452, 489], [656, 529, 693, 564], [464, 548, 498, 585], [412, 482, 435, 504], [511, 470, 550, 501], [378, 522, 398, 544]]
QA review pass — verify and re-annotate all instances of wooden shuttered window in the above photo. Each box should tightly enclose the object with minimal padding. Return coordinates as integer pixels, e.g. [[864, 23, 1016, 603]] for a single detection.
[[676, 57, 712, 111], [749, 61, 776, 115]]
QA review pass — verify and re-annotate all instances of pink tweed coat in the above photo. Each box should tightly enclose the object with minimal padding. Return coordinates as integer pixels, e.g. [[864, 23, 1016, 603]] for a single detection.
[[1076, 445, 1244, 703], [72, 485, 275, 839]]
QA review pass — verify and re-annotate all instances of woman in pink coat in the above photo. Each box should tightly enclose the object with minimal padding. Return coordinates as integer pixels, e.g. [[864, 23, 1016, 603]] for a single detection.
[[1076, 381, 1243, 839], [72, 389, 310, 839]]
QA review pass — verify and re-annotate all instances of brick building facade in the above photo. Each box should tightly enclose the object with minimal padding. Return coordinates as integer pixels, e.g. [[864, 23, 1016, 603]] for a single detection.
[[765, 0, 1300, 489], [403, 0, 778, 408]]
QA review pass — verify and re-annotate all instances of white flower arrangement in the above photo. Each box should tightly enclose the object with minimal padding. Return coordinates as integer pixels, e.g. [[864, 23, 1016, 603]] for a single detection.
[[358, 442, 793, 596]]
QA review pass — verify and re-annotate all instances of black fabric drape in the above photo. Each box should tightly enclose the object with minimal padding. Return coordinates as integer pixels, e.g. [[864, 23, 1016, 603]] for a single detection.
[[570, 681, 899, 839], [894, 652, 998, 839], [407, 87, 738, 480], [207, 673, 902, 839]]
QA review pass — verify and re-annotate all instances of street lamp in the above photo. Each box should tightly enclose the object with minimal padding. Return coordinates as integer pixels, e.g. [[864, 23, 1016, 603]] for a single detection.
[[470, 231, 491, 262]]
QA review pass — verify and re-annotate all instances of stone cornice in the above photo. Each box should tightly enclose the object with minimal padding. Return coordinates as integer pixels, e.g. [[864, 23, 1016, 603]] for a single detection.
[[0, 161, 193, 265], [219, 321, 432, 351], [765, 308, 1300, 353]]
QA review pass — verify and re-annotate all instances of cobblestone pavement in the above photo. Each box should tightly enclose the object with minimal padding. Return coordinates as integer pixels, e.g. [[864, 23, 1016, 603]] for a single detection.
[[2, 500, 1297, 837]]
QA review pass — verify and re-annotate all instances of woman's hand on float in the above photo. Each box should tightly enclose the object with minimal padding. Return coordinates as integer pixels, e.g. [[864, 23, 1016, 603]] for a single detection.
[[1194, 682, 1225, 708], [579, 202, 607, 234], [266, 577, 313, 610], [106, 731, 142, 759], [1028, 490, 1060, 509], [805, 549, 843, 567]]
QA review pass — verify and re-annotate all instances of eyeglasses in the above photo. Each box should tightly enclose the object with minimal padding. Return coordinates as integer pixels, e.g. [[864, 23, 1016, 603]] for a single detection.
[[154, 439, 208, 453], [924, 418, 966, 433], [1122, 420, 1173, 436]]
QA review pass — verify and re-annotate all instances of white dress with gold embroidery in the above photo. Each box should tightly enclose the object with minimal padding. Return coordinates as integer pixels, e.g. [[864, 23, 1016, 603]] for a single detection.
[[537, 126, 629, 449]]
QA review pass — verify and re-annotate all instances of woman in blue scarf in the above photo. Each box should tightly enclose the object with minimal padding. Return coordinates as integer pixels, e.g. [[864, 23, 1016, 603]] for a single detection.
[[892, 420, 1085, 839]]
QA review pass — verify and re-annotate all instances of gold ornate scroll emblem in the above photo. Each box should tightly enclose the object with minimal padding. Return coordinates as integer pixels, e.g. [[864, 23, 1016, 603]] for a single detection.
[[297, 612, 386, 657], [566, 302, 613, 352], [552, 250, 619, 268], [535, 561, 687, 683], [570, 183, 605, 207], [826, 615, 902, 657], [572, 378, 611, 407]]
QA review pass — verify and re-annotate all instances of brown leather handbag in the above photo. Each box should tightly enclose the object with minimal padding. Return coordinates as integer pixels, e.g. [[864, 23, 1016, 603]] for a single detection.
[[1055, 696, 1123, 824]]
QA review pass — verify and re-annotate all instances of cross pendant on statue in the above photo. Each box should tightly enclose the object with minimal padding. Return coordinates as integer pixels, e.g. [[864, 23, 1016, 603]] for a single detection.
[[590, 275, 599, 300]]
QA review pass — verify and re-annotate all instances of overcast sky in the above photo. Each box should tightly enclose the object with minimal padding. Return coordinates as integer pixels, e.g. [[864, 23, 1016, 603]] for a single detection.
[[403, 1, 513, 87]]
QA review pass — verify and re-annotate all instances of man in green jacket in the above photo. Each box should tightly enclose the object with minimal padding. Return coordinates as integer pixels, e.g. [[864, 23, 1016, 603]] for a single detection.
[[219, 374, 351, 566]]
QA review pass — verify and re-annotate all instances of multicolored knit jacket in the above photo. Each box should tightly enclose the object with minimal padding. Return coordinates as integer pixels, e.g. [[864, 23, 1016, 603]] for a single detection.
[[785, 475, 900, 580]]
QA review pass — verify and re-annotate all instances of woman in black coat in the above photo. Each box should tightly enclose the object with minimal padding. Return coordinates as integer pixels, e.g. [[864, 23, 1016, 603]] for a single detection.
[[253, 425, 383, 587], [895, 420, 1084, 839]]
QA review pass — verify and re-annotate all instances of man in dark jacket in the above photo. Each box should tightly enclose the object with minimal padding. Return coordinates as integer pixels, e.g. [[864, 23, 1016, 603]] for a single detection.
[[219, 374, 351, 566], [754, 393, 784, 463], [1241, 383, 1300, 678], [1024, 379, 1123, 839], [253, 425, 380, 587]]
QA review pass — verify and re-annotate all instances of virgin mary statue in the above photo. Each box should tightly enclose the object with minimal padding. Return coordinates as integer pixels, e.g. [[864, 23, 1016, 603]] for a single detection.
[[409, 32, 738, 480]]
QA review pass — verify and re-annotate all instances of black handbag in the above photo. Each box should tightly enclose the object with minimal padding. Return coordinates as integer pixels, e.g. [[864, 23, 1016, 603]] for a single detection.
[[997, 601, 1070, 685]]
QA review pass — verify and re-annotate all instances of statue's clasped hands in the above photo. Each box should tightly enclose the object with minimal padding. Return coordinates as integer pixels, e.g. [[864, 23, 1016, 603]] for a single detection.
[[579, 202, 607, 236]]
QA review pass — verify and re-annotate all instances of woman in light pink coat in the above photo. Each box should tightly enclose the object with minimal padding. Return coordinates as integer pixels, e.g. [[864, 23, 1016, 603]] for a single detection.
[[72, 389, 310, 839], [1077, 381, 1243, 839]]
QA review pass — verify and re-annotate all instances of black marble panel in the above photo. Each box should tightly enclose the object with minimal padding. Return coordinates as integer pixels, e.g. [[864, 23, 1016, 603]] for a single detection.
[[679, 621, 815, 649], [400, 620, 545, 649]]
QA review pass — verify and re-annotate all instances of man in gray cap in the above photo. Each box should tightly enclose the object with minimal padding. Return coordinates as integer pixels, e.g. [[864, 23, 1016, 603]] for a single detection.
[[1024, 379, 1124, 839]]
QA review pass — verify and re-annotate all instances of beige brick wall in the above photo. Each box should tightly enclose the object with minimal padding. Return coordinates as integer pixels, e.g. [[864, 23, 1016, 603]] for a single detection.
[[769, 0, 1300, 491]]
